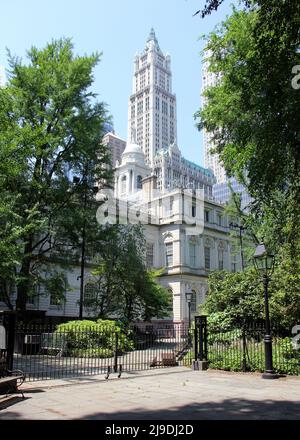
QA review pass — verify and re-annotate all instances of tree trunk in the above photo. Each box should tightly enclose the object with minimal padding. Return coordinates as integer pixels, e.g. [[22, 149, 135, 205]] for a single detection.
[[16, 238, 33, 312]]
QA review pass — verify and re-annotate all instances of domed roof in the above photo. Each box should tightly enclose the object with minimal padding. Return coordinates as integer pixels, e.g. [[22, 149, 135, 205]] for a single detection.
[[123, 142, 144, 155]]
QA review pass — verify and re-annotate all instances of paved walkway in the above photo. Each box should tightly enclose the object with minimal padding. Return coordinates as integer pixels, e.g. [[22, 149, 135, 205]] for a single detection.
[[1, 367, 300, 419]]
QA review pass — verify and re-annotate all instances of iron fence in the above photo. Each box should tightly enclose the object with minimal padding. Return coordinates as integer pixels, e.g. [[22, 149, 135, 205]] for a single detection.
[[207, 322, 300, 375], [7, 323, 191, 381]]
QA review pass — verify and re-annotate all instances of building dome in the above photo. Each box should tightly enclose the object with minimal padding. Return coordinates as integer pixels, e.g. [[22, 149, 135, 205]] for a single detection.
[[122, 142, 144, 156], [120, 142, 147, 167]]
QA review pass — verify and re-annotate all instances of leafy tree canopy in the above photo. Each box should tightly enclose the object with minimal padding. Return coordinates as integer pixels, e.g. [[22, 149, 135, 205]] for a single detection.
[[84, 224, 172, 324], [195, 3, 300, 257], [0, 38, 112, 311]]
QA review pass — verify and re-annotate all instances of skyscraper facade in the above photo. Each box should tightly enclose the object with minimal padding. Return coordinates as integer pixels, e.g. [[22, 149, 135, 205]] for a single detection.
[[202, 50, 227, 184], [127, 29, 215, 195], [202, 50, 252, 210], [127, 28, 176, 167], [102, 131, 126, 167]]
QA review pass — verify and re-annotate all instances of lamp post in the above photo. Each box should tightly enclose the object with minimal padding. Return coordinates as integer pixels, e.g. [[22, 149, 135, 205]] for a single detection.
[[253, 242, 278, 379], [229, 222, 246, 271], [185, 291, 193, 345]]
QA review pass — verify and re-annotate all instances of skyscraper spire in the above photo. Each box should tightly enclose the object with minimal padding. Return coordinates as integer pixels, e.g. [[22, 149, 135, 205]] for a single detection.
[[145, 27, 160, 51], [129, 29, 176, 167], [148, 27, 156, 42]]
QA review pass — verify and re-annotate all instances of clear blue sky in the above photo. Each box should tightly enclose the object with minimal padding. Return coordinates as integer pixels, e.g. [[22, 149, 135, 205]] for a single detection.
[[0, 0, 233, 166]]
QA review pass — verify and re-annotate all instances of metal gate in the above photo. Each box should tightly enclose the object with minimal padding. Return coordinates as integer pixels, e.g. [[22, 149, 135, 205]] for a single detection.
[[1, 313, 194, 381]]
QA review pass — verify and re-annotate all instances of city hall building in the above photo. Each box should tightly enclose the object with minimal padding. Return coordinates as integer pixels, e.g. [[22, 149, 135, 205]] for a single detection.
[[0, 30, 241, 324]]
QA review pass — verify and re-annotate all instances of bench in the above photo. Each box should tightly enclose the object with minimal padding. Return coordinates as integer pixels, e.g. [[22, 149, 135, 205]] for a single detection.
[[0, 358, 25, 399], [150, 352, 177, 367]]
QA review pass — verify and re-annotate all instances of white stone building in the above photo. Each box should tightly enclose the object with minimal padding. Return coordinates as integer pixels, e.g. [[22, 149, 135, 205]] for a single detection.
[[0, 32, 242, 324], [112, 141, 241, 324]]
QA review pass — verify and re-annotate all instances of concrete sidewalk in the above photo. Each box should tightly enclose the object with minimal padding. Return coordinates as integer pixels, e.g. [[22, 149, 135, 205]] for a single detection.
[[1, 367, 300, 420]]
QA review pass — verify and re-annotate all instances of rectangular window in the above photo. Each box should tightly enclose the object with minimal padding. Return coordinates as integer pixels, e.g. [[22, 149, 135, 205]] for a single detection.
[[84, 284, 97, 308], [165, 242, 173, 267], [169, 196, 174, 215], [50, 294, 62, 306], [145, 97, 150, 111], [131, 104, 135, 119], [204, 247, 210, 270], [218, 250, 224, 270], [189, 243, 196, 268], [217, 213, 223, 226], [192, 202, 196, 218], [191, 292, 197, 313], [0, 284, 6, 303], [204, 210, 210, 222], [155, 97, 160, 110], [146, 243, 154, 268]]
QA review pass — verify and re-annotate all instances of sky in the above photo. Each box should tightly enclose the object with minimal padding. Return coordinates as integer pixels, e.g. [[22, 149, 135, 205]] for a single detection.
[[0, 0, 233, 166]]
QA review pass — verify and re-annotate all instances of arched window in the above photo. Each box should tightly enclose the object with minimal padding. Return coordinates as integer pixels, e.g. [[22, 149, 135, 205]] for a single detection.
[[121, 175, 127, 194], [137, 175, 143, 189]]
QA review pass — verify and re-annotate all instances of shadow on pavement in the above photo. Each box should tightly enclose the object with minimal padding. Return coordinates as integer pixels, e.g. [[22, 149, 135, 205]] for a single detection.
[[0, 397, 299, 420], [81, 398, 300, 420]]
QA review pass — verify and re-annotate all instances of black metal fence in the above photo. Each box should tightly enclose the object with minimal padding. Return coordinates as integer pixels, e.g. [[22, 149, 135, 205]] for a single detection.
[[2, 312, 300, 381], [206, 322, 300, 375], [2, 320, 191, 381]]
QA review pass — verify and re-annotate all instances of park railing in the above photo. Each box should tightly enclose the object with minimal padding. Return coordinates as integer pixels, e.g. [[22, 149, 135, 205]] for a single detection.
[[1, 319, 191, 381], [206, 322, 300, 375]]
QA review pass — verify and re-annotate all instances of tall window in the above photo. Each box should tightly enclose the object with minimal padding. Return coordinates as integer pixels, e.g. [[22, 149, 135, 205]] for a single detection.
[[121, 176, 127, 194], [146, 243, 154, 268], [165, 242, 173, 267], [189, 243, 196, 267], [192, 201, 196, 218], [84, 283, 97, 308], [169, 196, 174, 215], [204, 210, 210, 222], [218, 249, 224, 270], [155, 96, 160, 110], [191, 291, 197, 313], [0, 283, 6, 303], [217, 213, 223, 226], [204, 247, 211, 270], [137, 175, 143, 189], [145, 96, 150, 111]]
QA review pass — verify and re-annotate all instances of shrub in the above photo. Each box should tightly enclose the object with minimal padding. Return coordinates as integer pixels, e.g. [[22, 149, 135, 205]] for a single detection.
[[55, 319, 134, 357]]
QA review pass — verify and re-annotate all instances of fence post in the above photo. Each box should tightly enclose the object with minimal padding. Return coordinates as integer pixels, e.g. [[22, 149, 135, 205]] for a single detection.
[[6, 312, 16, 371], [192, 315, 208, 371], [113, 332, 119, 373]]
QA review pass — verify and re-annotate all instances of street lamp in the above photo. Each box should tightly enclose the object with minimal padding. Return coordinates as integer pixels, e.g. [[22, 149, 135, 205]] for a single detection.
[[229, 222, 246, 271], [253, 242, 278, 379], [185, 291, 193, 345]]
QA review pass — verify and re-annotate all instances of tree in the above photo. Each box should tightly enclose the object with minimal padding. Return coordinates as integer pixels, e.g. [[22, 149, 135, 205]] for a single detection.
[[0, 38, 112, 312], [195, 5, 300, 257], [194, 2, 300, 328], [87, 225, 171, 324], [203, 261, 300, 331]]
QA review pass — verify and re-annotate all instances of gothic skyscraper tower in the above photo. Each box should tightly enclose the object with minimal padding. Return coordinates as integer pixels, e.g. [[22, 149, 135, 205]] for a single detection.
[[127, 28, 177, 167]]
